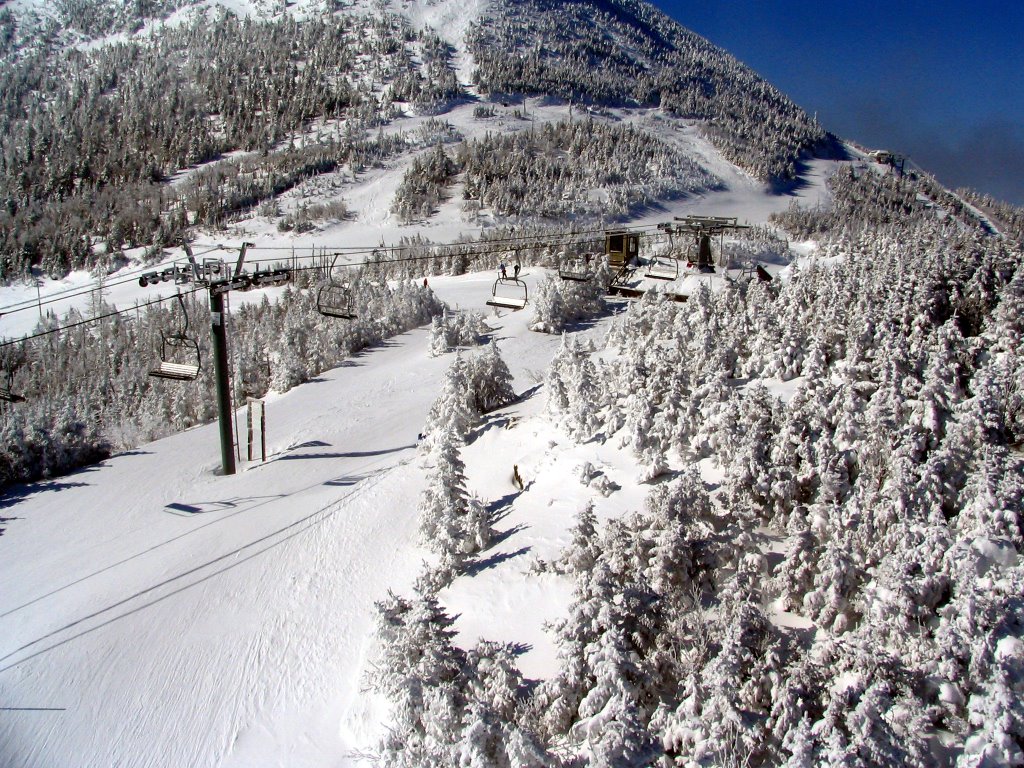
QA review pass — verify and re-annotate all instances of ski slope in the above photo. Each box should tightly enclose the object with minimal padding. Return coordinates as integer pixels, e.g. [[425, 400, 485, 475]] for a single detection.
[[0, 269, 574, 767]]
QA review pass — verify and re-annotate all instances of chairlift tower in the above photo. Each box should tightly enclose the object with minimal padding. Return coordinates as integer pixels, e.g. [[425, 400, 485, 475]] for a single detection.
[[206, 243, 264, 477], [174, 240, 284, 475], [669, 215, 749, 272]]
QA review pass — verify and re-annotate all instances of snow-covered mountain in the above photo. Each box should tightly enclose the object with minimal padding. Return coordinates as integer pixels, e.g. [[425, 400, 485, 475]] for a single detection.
[[3, 203, 1022, 767], [0, 0, 833, 279], [1, 0, 1023, 766]]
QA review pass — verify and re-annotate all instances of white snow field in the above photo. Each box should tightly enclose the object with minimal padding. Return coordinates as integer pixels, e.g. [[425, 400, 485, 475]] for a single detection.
[[0, 270, 560, 768], [0, 269, 814, 767], [0, 96, 850, 766]]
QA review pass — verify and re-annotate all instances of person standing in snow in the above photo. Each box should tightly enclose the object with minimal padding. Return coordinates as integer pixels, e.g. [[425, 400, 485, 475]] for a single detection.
[[513, 263, 521, 279], [499, 262, 507, 280]]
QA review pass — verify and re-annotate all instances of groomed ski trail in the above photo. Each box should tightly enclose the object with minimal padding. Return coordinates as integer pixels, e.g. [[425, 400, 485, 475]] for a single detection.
[[0, 271, 563, 768]]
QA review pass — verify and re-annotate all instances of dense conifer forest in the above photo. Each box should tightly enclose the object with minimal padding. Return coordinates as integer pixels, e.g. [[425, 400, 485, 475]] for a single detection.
[[0, 6, 460, 278], [375, 168, 1024, 767], [393, 119, 720, 223], [0, 0, 830, 279], [467, 0, 827, 182], [0, 272, 441, 487]]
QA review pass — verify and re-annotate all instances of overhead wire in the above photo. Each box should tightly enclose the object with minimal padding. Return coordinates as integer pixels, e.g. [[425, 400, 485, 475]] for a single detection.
[[241, 220, 654, 256], [253, 223, 663, 274], [0, 226, 648, 316], [0, 223, 664, 349], [0, 287, 205, 349]]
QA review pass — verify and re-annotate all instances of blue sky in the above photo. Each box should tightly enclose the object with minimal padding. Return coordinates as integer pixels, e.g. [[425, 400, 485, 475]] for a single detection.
[[650, 1, 1024, 205]]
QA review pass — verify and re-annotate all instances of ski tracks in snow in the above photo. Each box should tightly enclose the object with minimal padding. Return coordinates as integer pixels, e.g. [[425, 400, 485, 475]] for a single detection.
[[0, 275, 557, 766]]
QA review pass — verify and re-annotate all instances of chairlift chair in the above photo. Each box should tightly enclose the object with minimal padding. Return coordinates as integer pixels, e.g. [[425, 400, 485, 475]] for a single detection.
[[739, 261, 771, 283], [149, 294, 201, 382], [645, 252, 679, 281], [0, 368, 24, 403], [317, 256, 357, 319], [646, 224, 680, 280], [558, 255, 593, 282], [487, 277, 528, 310]]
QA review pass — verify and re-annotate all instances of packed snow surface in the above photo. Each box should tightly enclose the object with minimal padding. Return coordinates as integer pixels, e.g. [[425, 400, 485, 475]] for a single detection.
[[0, 271, 561, 767]]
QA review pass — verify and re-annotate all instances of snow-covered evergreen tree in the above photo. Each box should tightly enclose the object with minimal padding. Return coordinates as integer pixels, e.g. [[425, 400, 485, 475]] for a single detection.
[[428, 309, 491, 357], [422, 355, 477, 444], [418, 426, 491, 571], [466, 341, 516, 414], [545, 334, 603, 442], [372, 587, 467, 767]]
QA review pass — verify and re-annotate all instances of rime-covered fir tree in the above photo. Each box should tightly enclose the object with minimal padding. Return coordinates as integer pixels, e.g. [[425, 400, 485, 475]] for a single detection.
[[466, 341, 516, 414], [418, 425, 491, 573]]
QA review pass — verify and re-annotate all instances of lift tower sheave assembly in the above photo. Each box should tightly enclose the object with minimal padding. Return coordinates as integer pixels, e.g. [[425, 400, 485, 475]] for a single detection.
[[200, 241, 286, 477]]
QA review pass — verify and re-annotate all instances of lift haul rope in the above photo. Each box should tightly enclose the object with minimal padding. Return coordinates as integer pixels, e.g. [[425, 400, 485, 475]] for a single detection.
[[0, 289, 207, 349], [0, 245, 226, 316], [0, 223, 666, 479], [0, 224, 664, 349], [0, 222, 656, 316]]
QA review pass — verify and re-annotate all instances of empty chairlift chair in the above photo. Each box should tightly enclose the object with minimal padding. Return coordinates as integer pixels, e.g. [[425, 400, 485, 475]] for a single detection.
[[645, 251, 679, 281], [149, 294, 201, 382], [487, 276, 528, 310], [648, 223, 681, 280], [0, 367, 24, 403], [317, 257, 357, 320]]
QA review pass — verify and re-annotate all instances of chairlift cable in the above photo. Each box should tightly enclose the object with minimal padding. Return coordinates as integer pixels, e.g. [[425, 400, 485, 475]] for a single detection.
[[2, 226, 661, 318], [1, 226, 666, 348], [282, 228, 662, 277], [241, 222, 653, 253], [0, 287, 205, 349], [3, 224, 663, 319], [0, 245, 226, 317]]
